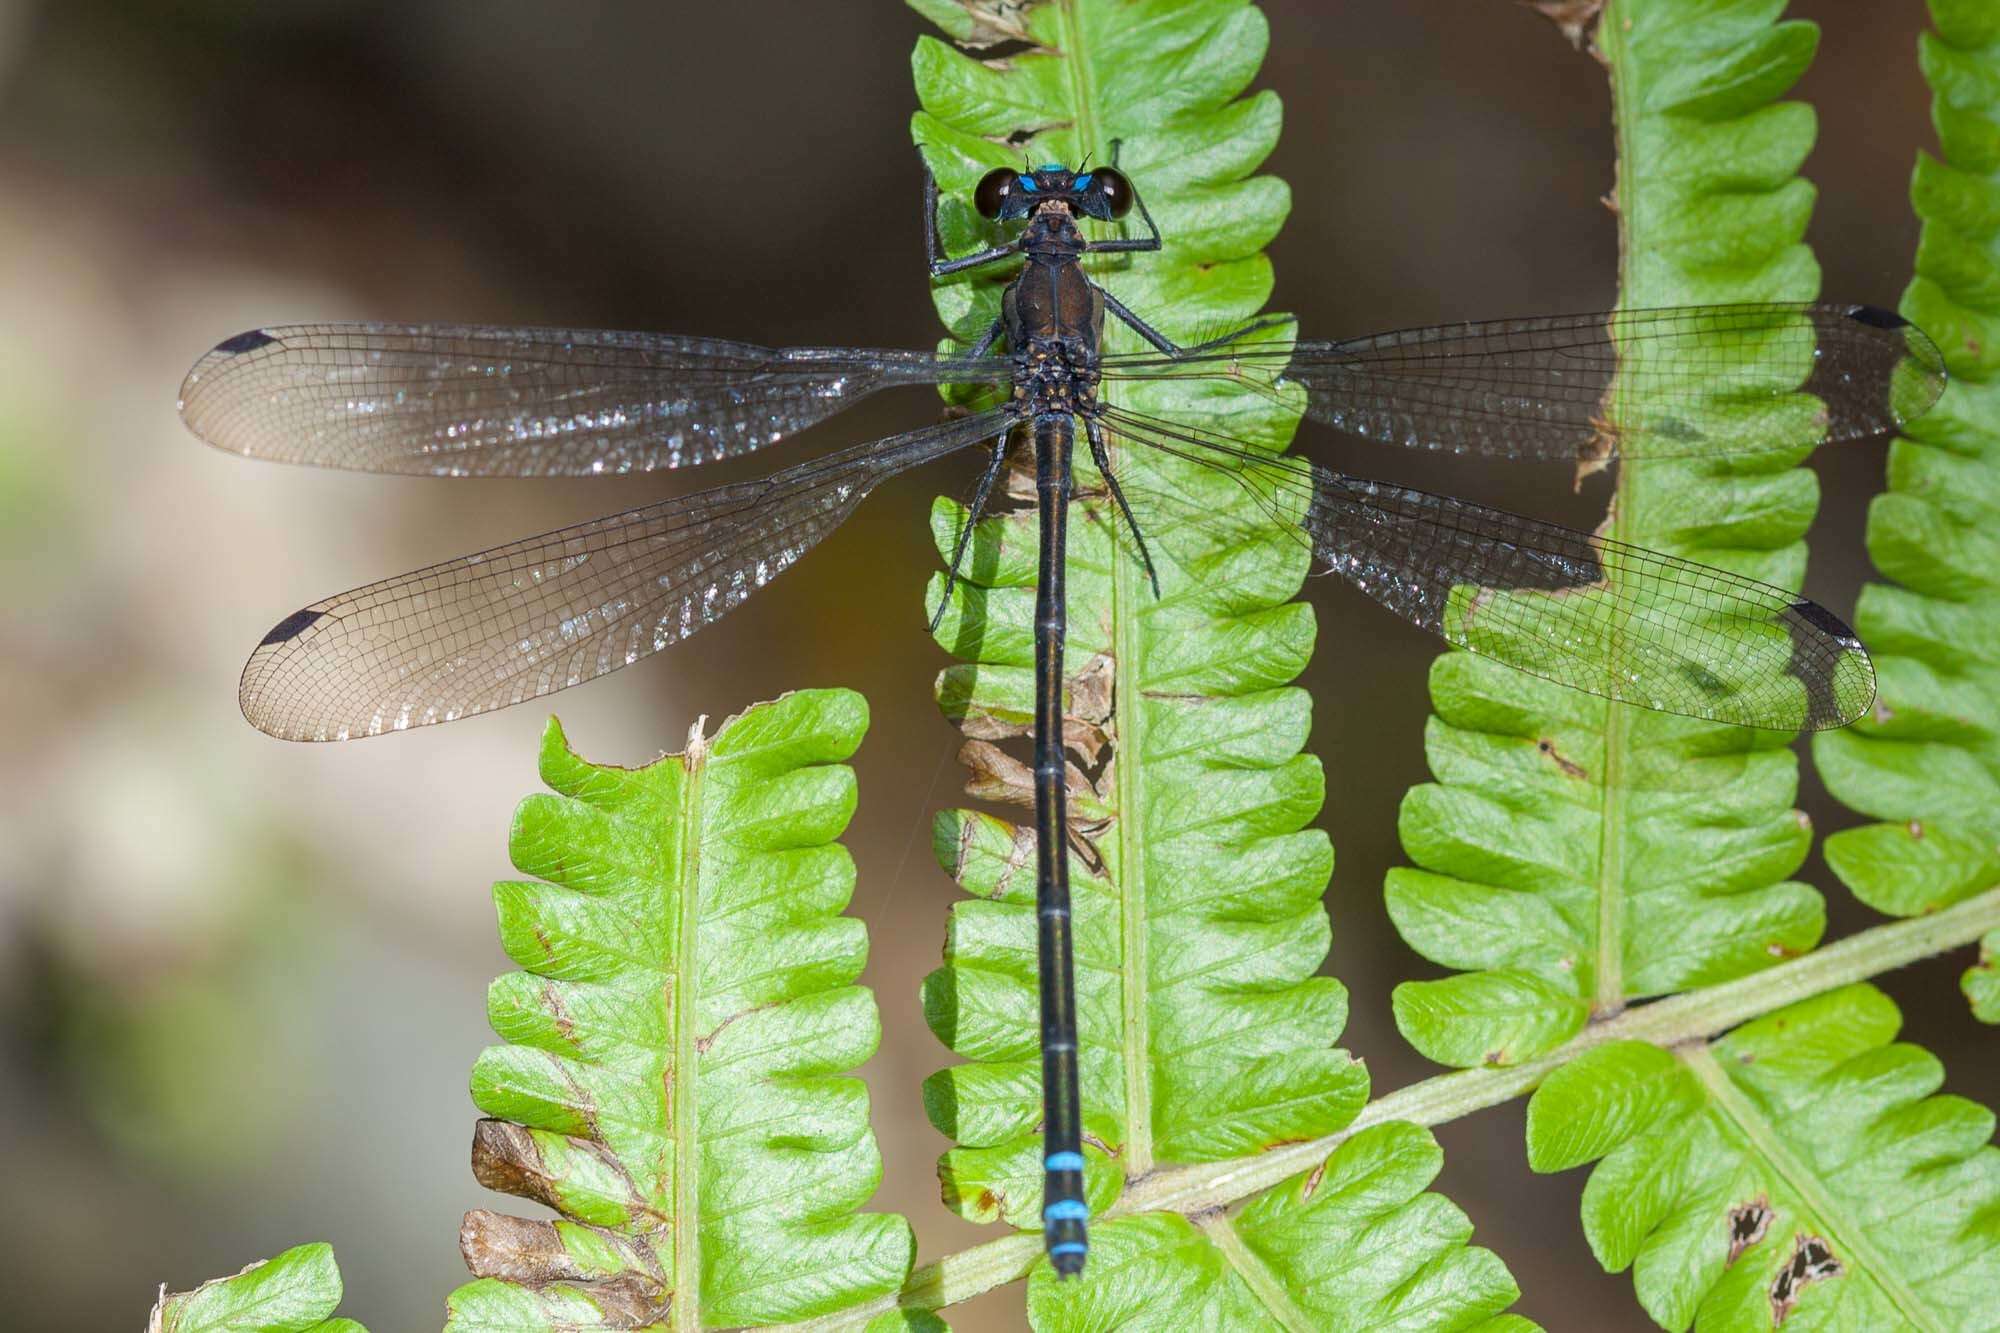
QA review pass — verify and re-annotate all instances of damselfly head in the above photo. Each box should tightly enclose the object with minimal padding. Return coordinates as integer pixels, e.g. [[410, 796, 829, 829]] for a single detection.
[[974, 163, 1135, 223]]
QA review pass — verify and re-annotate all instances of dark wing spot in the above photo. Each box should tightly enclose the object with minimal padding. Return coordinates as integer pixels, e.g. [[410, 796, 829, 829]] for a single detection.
[[1844, 304, 1909, 331], [1788, 598, 1860, 647], [260, 608, 326, 646], [1785, 600, 1868, 729], [216, 329, 280, 355]]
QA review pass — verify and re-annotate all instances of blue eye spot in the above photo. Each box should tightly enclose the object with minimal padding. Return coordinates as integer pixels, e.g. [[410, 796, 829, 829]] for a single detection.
[[1018, 175, 1038, 192], [1073, 173, 1094, 192]]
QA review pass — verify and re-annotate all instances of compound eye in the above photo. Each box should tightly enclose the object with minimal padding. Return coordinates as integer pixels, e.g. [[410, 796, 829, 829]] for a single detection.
[[1092, 166, 1134, 219], [974, 167, 1019, 219]]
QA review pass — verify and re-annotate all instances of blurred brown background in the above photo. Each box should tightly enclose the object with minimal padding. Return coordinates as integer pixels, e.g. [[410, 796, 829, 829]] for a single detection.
[[0, 2, 1989, 1329]]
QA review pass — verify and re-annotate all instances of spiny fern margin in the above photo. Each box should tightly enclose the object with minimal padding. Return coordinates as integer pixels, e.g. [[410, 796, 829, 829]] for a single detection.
[[1526, 985, 2000, 1330], [444, 692, 911, 1330], [1813, 2, 2000, 966], [911, 0, 1360, 1229], [1389, 0, 1828, 1070], [148, 1243, 365, 1333]]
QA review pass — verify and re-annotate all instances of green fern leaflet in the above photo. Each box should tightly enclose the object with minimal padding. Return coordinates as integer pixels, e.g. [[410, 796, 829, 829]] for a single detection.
[[444, 691, 910, 1330], [148, 1243, 365, 1333], [1814, 0, 2000, 961], [1527, 985, 2000, 1330]]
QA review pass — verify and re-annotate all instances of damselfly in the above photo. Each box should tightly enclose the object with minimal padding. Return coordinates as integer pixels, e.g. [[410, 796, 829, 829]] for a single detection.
[[177, 158, 1944, 1276]]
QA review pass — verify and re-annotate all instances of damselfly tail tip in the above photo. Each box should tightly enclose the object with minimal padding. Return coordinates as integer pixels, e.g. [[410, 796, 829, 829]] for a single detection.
[[1044, 1184, 1089, 1278], [1048, 1241, 1087, 1279]]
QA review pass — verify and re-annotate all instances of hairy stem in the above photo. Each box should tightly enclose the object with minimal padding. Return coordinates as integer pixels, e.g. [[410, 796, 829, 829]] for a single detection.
[[776, 886, 2000, 1329]]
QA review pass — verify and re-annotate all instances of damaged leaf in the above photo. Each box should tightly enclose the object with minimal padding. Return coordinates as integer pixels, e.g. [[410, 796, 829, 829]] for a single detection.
[[443, 692, 912, 1330], [1725, 1197, 1774, 1266], [1766, 1233, 1843, 1326], [148, 1243, 364, 1333], [1525, 985, 2000, 1330], [1524, 0, 1605, 49], [907, 0, 1035, 48]]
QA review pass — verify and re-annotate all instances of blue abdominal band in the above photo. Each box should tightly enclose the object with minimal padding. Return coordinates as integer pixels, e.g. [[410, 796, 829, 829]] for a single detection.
[[1045, 1151, 1084, 1171], [1044, 1198, 1089, 1221]]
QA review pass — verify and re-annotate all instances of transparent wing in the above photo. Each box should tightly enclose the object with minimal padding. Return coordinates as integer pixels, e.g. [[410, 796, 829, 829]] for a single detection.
[[180, 323, 1004, 476], [1099, 406, 1874, 730], [1098, 303, 1945, 462], [241, 410, 1010, 740]]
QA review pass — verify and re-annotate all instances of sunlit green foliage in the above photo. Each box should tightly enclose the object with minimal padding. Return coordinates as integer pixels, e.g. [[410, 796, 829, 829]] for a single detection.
[[1527, 986, 2000, 1330], [443, 692, 910, 1330], [148, 1243, 365, 1333], [1815, 0, 2000, 955], [1390, 0, 1829, 1070]]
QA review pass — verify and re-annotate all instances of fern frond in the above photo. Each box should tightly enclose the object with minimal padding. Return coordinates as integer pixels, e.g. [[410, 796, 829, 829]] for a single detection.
[[1389, 0, 1830, 1069], [907, 1, 1527, 1324], [913, 0, 1352, 1222], [443, 691, 911, 1329], [1812, 1, 2000, 951], [1526, 985, 2000, 1330], [148, 1243, 365, 1333]]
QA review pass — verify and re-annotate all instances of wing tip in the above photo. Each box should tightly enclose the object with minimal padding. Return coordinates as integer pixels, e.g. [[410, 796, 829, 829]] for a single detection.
[[1841, 305, 1950, 429], [1789, 597, 1878, 731], [240, 606, 340, 742], [1787, 597, 1860, 647], [179, 329, 281, 447]]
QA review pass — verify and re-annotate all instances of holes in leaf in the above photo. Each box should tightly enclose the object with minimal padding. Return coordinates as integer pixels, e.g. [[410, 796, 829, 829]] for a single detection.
[[1769, 1233, 1842, 1325], [1725, 1195, 1772, 1265], [1536, 736, 1587, 779]]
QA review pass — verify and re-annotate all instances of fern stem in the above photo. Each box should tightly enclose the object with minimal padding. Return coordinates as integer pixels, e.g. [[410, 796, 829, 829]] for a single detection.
[[1592, 702, 1630, 1016], [1131, 884, 2000, 1211], [780, 886, 2000, 1329], [1192, 1213, 1314, 1332], [1111, 499, 1157, 1179], [674, 720, 707, 1333]]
